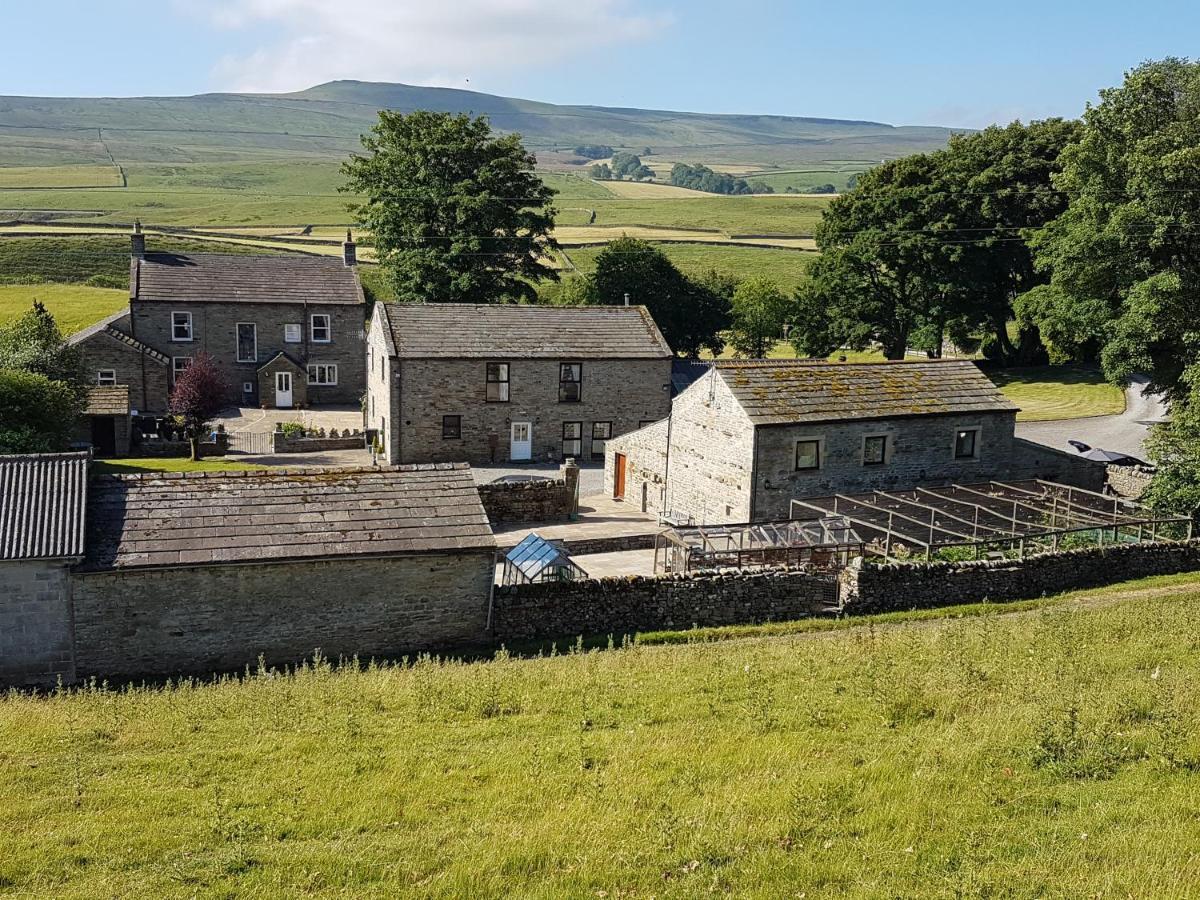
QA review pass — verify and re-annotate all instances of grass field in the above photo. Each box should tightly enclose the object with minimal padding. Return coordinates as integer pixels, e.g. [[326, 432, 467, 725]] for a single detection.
[[4, 572, 1200, 896], [0, 165, 123, 189], [91, 458, 264, 475], [564, 242, 815, 292], [993, 366, 1126, 421], [0, 283, 128, 335]]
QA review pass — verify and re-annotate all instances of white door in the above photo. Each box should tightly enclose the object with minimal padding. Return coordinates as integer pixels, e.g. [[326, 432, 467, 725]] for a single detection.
[[510, 421, 532, 461], [275, 371, 293, 409]]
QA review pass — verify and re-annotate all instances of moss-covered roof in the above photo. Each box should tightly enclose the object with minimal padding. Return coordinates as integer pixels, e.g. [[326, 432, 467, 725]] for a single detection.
[[717, 359, 1018, 425]]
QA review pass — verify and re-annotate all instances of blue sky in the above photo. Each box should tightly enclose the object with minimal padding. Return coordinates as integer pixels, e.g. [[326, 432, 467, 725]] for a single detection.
[[3, 1, 1194, 128]]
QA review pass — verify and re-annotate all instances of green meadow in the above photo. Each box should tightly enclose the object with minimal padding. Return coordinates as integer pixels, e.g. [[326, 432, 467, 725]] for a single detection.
[[3, 573, 1200, 897]]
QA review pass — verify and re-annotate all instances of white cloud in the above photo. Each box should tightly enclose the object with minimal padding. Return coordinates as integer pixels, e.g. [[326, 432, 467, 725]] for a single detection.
[[179, 0, 670, 93]]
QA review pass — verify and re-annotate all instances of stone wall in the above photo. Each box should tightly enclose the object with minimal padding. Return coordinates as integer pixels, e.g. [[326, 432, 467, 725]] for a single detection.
[[478, 464, 579, 524], [392, 356, 672, 465], [1107, 464, 1155, 499], [839, 539, 1200, 615], [605, 418, 669, 516], [272, 428, 365, 453], [0, 561, 76, 688], [130, 299, 366, 407], [72, 551, 494, 680], [1009, 438, 1106, 491], [72, 325, 171, 415], [492, 567, 838, 642]]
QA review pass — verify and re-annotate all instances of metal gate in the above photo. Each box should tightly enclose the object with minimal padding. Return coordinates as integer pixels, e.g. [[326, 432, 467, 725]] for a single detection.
[[225, 431, 274, 455]]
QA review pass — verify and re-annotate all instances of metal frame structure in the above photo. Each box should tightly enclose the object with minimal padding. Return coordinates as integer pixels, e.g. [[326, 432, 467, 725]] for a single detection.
[[502, 533, 587, 585], [654, 516, 864, 575], [789, 479, 1191, 562]]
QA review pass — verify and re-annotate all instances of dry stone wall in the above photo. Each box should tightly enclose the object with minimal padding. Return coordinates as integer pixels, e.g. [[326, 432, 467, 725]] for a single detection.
[[0, 561, 76, 688], [1106, 464, 1155, 499]]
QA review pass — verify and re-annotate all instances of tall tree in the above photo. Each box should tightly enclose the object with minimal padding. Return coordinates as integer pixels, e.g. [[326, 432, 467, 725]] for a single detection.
[[0, 299, 87, 395], [728, 278, 790, 358], [590, 237, 730, 357], [169, 353, 229, 461], [0, 369, 82, 454], [1029, 59, 1200, 402], [343, 110, 558, 303]]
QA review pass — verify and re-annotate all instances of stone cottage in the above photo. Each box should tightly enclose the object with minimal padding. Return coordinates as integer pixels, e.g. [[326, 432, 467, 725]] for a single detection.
[[71, 225, 367, 421], [366, 303, 674, 465], [66, 463, 496, 681], [0, 453, 88, 687], [605, 359, 1102, 524]]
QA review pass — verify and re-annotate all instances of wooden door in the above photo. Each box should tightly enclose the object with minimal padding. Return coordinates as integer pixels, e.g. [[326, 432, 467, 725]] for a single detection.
[[614, 453, 627, 499]]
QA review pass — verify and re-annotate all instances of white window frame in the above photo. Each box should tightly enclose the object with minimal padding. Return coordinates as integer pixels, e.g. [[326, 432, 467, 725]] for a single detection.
[[284, 323, 302, 343], [242, 381, 255, 394], [794, 437, 823, 471], [862, 433, 889, 467], [236, 322, 257, 363], [310, 314, 331, 343], [171, 311, 193, 342], [96, 369, 117, 386], [307, 363, 338, 386], [172, 356, 192, 384], [953, 426, 982, 461]]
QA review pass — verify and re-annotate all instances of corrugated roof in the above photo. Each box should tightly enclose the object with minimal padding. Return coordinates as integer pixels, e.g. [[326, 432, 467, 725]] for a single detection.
[[381, 303, 673, 359], [0, 453, 89, 561], [716, 359, 1018, 425], [132, 252, 364, 306], [82, 462, 495, 572], [85, 386, 131, 416]]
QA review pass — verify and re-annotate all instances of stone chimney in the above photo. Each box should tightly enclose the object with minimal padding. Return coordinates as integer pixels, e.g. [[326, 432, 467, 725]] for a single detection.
[[342, 229, 357, 267], [131, 221, 145, 259]]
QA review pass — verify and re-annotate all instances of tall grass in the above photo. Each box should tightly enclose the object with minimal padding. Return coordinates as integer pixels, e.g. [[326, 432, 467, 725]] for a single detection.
[[3, 576, 1200, 897]]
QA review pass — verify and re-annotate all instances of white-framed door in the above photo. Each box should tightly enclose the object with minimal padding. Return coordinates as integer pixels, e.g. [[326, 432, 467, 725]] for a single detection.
[[510, 421, 532, 461], [275, 371, 293, 408]]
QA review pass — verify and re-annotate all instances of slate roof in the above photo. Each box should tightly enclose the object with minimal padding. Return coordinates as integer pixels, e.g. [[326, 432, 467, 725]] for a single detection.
[[68, 309, 170, 365], [378, 303, 673, 359], [82, 463, 495, 572], [85, 386, 131, 416], [0, 453, 89, 561], [671, 359, 712, 396], [131, 252, 364, 306], [715, 359, 1018, 425]]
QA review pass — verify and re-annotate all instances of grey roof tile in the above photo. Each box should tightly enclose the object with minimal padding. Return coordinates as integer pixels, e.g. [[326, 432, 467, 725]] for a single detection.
[[716, 359, 1018, 425], [381, 303, 673, 359], [82, 462, 495, 571], [0, 453, 89, 561], [132, 252, 364, 306]]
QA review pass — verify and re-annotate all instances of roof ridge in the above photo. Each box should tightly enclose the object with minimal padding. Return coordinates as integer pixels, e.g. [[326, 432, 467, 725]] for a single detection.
[[93, 461, 472, 482]]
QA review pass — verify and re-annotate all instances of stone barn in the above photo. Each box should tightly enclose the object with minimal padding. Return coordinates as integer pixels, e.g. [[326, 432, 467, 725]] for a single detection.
[[0, 453, 88, 688], [71, 463, 497, 680], [605, 359, 1103, 525]]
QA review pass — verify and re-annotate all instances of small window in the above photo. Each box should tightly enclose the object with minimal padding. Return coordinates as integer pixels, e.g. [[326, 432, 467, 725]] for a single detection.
[[563, 421, 583, 457], [310, 314, 331, 343], [559, 362, 582, 402], [171, 311, 192, 342], [954, 428, 979, 460], [795, 439, 821, 471], [236, 323, 257, 363], [96, 369, 116, 386], [486, 362, 510, 402], [172, 356, 192, 384], [307, 363, 338, 386], [284, 323, 302, 343], [442, 415, 461, 440], [863, 434, 887, 466], [242, 382, 254, 394], [591, 421, 612, 460]]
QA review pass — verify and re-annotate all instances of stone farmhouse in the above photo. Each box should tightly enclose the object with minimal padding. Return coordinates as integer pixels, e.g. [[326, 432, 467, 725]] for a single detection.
[[366, 302, 673, 465], [0, 453, 88, 687], [605, 359, 1101, 524], [71, 226, 366, 430], [2, 458, 496, 686]]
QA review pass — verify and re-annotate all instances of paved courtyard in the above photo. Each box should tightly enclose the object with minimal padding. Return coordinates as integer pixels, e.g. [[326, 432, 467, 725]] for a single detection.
[[492, 494, 661, 551], [212, 405, 364, 435]]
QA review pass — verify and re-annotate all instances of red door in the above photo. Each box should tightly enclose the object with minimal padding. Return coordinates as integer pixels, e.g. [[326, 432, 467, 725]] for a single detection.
[[614, 453, 627, 499]]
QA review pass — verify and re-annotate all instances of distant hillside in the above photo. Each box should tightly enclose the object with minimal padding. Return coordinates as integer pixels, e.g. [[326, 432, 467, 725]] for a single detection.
[[0, 80, 961, 169]]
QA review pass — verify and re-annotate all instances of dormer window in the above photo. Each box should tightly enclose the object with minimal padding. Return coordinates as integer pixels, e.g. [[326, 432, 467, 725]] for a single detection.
[[171, 311, 192, 342]]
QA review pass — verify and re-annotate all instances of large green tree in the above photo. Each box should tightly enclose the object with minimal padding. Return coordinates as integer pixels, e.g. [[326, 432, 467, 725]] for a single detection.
[[1029, 59, 1200, 401], [343, 110, 558, 303], [590, 237, 730, 357], [0, 369, 82, 454], [728, 278, 790, 358], [0, 299, 87, 394]]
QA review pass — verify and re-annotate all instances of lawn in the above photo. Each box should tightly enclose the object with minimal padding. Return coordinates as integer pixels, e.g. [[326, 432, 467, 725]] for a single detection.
[[3, 573, 1200, 897], [993, 366, 1126, 421], [90, 457, 264, 475], [557, 193, 829, 234], [0, 283, 128, 335], [0, 165, 123, 189], [564, 242, 815, 293]]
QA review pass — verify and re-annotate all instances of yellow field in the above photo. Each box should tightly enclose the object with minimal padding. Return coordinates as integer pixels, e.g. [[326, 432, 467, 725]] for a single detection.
[[0, 165, 123, 189], [595, 179, 714, 198], [0, 283, 128, 335]]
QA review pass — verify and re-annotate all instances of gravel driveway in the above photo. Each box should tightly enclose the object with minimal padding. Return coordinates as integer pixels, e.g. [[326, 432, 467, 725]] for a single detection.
[[1016, 375, 1168, 459]]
